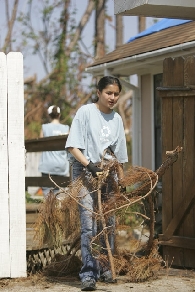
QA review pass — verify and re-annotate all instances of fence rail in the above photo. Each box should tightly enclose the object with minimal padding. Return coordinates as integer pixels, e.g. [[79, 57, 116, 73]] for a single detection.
[[25, 134, 68, 152], [25, 134, 69, 189], [0, 52, 26, 278]]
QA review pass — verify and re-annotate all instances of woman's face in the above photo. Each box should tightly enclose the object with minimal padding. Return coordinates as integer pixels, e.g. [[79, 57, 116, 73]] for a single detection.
[[97, 83, 120, 114]]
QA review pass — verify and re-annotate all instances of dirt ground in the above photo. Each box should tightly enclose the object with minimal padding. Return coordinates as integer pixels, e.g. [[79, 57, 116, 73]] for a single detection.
[[1, 268, 195, 292]]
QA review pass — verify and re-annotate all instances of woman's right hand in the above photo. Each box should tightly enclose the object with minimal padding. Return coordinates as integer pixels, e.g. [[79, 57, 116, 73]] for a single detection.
[[86, 161, 103, 178]]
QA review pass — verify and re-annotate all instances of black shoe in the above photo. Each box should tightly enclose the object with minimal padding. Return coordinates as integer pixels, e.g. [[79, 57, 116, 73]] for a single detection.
[[99, 270, 117, 283], [81, 278, 96, 291]]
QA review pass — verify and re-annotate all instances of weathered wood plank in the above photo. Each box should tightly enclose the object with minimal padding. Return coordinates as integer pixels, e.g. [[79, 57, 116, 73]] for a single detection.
[[184, 56, 195, 86], [161, 93, 174, 266], [183, 96, 195, 224], [173, 57, 184, 86], [26, 213, 39, 225], [25, 134, 68, 152], [25, 176, 70, 187], [163, 57, 184, 87], [163, 57, 174, 87], [158, 89, 195, 97], [161, 96, 173, 232], [161, 179, 195, 240], [183, 94, 195, 267], [159, 235, 195, 250], [172, 97, 184, 234], [160, 56, 195, 268], [161, 57, 185, 267], [169, 94, 184, 264], [0, 53, 10, 277], [7, 53, 26, 277], [26, 203, 41, 212]]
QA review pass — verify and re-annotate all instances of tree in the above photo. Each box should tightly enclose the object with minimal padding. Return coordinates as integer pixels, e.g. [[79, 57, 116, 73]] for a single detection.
[[1, 0, 131, 141], [18, 0, 96, 138], [2, 0, 19, 53], [115, 14, 123, 48], [138, 16, 146, 32], [94, 0, 107, 58]]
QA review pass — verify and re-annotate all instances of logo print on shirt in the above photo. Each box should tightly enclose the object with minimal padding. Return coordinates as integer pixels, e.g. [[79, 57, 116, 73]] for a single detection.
[[100, 126, 111, 142]]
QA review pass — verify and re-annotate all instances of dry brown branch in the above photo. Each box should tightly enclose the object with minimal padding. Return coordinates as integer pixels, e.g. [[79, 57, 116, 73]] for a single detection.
[[49, 174, 99, 216], [24, 102, 43, 122], [156, 146, 183, 178], [131, 212, 150, 221], [104, 171, 158, 217], [34, 147, 182, 281], [97, 173, 116, 280]]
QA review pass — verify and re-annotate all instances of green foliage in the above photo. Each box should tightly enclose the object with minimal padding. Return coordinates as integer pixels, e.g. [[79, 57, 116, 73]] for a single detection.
[[25, 192, 42, 204], [26, 121, 42, 138], [20, 1, 93, 138], [117, 203, 143, 228]]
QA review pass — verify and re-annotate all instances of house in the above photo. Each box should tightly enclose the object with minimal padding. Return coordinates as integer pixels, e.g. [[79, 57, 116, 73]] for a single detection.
[[114, 0, 195, 20], [85, 19, 195, 171]]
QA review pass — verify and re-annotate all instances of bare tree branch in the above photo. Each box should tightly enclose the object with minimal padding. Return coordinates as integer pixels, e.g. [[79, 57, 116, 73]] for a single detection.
[[5, 0, 10, 27], [94, 0, 106, 58], [2, 0, 19, 53], [115, 14, 123, 48], [66, 0, 95, 56], [116, 90, 132, 131]]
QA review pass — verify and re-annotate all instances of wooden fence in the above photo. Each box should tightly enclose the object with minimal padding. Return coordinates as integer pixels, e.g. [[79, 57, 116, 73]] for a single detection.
[[25, 134, 69, 189], [0, 53, 26, 278], [158, 56, 195, 268]]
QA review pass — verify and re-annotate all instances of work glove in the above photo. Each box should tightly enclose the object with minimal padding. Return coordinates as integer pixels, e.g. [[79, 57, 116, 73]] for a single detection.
[[119, 186, 126, 193], [118, 178, 126, 193], [86, 161, 103, 178]]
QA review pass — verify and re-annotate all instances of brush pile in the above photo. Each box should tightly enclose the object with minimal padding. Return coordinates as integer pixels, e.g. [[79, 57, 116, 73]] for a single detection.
[[34, 146, 182, 282]]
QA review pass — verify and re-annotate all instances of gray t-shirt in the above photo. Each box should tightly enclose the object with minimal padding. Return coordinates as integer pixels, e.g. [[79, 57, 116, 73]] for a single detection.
[[38, 123, 70, 176], [65, 103, 128, 164]]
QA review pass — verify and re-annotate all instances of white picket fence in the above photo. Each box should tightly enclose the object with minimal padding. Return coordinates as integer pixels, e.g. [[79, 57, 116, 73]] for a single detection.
[[0, 52, 26, 278], [25, 152, 41, 195]]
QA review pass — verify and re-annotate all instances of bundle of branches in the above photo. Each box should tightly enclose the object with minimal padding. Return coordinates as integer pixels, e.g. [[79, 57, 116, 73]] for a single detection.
[[34, 188, 80, 248], [114, 239, 164, 282], [34, 146, 182, 282]]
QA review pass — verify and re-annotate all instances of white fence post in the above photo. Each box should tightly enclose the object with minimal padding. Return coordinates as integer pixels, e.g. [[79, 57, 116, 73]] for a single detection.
[[0, 53, 10, 277], [7, 52, 26, 277]]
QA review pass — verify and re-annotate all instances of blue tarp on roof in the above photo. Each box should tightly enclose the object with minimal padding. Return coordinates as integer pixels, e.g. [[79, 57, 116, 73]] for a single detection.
[[127, 18, 192, 43]]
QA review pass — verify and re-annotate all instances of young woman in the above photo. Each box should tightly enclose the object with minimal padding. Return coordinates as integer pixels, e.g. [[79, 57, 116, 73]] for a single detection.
[[65, 76, 128, 291], [38, 105, 70, 197]]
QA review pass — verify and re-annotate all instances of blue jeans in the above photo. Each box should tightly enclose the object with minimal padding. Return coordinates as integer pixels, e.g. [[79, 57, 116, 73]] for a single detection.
[[72, 161, 116, 281]]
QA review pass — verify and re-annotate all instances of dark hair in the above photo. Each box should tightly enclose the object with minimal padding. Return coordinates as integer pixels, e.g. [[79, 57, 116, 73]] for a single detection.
[[97, 76, 122, 93], [49, 106, 60, 120]]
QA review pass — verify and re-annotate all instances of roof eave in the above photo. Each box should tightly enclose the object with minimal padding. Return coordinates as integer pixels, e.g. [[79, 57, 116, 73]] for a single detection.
[[85, 41, 195, 76]]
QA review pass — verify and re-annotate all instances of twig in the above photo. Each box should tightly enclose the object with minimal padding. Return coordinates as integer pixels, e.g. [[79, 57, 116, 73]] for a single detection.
[[97, 174, 116, 280], [131, 212, 150, 221], [104, 172, 158, 216], [49, 175, 98, 216]]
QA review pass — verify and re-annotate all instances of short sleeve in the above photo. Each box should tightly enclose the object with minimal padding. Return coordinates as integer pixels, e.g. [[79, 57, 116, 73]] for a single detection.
[[110, 118, 128, 163], [65, 107, 87, 150]]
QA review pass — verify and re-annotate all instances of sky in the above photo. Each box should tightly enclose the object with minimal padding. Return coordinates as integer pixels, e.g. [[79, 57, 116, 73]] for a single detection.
[[0, 0, 156, 82]]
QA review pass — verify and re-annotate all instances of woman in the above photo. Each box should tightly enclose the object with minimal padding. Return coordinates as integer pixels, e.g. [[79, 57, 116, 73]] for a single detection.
[[65, 76, 128, 291], [38, 105, 69, 197]]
